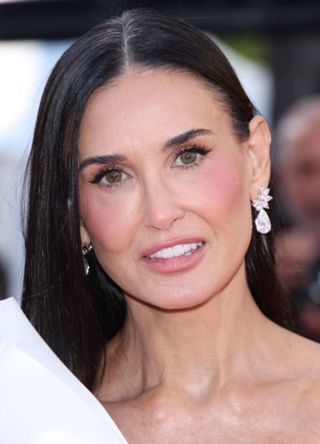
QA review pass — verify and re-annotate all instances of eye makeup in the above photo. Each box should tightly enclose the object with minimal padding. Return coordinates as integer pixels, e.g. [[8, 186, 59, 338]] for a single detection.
[[89, 165, 128, 186], [172, 144, 211, 169], [86, 143, 212, 188]]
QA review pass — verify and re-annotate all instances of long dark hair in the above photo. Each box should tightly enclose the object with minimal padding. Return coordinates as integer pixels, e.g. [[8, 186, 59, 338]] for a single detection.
[[22, 8, 291, 391]]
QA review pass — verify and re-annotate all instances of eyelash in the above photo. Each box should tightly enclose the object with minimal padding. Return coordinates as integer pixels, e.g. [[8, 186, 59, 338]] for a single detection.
[[89, 144, 211, 187], [90, 166, 127, 185], [173, 144, 210, 169]]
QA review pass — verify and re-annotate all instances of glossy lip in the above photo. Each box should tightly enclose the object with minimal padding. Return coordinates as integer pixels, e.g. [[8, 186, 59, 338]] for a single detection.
[[141, 241, 206, 274], [142, 237, 207, 274], [141, 237, 206, 258]]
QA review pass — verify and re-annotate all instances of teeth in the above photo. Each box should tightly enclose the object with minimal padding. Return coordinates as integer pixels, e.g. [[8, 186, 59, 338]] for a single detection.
[[148, 242, 203, 259]]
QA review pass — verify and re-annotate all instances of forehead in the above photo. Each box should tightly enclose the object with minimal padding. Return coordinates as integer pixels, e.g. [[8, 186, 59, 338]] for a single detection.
[[79, 68, 231, 154]]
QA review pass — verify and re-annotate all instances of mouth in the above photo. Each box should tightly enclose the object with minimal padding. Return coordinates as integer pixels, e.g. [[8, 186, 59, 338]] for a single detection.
[[143, 241, 206, 261]]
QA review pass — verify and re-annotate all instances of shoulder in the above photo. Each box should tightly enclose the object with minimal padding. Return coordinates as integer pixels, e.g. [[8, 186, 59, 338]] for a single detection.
[[282, 327, 320, 374], [243, 325, 320, 441], [275, 326, 320, 414], [260, 320, 320, 405]]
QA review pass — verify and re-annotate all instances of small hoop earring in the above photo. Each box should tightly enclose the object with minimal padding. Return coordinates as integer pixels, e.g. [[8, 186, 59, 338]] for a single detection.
[[81, 243, 93, 275], [252, 186, 273, 234]]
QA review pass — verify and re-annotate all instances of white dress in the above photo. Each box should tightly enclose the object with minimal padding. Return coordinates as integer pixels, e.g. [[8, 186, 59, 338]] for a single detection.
[[0, 297, 128, 444]]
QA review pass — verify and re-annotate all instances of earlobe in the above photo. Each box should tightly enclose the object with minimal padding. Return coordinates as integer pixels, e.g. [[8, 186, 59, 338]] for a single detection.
[[80, 221, 91, 246], [246, 115, 271, 200]]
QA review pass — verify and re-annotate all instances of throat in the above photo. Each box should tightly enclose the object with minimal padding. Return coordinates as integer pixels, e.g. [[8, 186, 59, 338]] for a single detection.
[[96, 288, 265, 403]]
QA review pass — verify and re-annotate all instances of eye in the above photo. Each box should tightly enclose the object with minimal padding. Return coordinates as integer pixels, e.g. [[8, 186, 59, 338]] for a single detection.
[[173, 145, 210, 168], [178, 150, 198, 165], [90, 167, 129, 187], [103, 169, 123, 184]]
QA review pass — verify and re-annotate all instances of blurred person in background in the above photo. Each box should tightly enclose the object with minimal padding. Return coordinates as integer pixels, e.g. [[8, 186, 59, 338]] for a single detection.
[[275, 96, 320, 341]]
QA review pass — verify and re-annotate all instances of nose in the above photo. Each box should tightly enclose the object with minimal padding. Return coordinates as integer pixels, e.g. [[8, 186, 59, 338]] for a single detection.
[[143, 176, 185, 230]]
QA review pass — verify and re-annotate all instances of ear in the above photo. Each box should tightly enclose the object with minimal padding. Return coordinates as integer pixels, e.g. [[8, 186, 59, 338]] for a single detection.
[[69, 196, 91, 246], [80, 219, 91, 246], [246, 115, 271, 200]]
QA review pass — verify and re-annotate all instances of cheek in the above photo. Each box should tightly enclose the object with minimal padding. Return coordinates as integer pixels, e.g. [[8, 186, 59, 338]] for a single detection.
[[79, 185, 139, 254], [189, 155, 249, 223], [199, 156, 253, 268]]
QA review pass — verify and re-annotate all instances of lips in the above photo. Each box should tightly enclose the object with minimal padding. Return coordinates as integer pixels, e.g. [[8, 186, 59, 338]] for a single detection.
[[141, 238, 206, 259], [141, 238, 206, 274]]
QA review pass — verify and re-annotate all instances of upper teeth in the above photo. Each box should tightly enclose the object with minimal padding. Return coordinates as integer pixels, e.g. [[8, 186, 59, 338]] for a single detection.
[[148, 242, 204, 259]]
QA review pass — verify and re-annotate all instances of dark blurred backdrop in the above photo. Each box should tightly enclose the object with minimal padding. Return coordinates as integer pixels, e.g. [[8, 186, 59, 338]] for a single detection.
[[1, 0, 320, 122]]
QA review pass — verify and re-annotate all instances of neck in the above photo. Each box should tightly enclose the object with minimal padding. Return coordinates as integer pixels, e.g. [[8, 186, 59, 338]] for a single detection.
[[98, 267, 278, 402]]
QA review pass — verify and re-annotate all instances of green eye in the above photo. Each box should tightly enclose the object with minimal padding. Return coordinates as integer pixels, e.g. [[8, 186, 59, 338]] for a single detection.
[[90, 166, 128, 187], [173, 146, 210, 169], [178, 150, 198, 165]]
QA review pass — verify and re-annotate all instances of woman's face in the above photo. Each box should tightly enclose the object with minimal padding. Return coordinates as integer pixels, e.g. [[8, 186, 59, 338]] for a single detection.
[[78, 68, 268, 310]]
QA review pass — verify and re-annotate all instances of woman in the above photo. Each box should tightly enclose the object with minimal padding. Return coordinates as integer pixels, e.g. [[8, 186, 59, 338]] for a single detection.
[[22, 8, 320, 442]]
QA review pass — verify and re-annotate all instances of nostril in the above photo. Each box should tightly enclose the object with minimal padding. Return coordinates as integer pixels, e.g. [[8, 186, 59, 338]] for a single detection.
[[144, 201, 185, 230]]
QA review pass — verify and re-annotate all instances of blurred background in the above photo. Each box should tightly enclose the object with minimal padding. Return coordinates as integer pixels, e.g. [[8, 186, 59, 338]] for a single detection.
[[0, 0, 320, 338]]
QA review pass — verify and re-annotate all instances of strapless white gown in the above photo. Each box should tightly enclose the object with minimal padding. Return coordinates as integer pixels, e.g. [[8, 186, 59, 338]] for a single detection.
[[0, 297, 128, 444]]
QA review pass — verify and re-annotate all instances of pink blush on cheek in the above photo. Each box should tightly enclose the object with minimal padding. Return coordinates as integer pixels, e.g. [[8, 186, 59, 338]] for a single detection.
[[193, 158, 246, 216], [79, 186, 139, 254]]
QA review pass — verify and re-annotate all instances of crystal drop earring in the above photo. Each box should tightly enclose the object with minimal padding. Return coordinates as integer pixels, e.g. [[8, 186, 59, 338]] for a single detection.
[[81, 243, 93, 275], [252, 186, 273, 234]]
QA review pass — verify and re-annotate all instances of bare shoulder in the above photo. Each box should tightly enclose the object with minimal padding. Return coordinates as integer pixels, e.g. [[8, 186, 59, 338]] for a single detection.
[[275, 325, 320, 410], [260, 321, 320, 405], [281, 326, 320, 373]]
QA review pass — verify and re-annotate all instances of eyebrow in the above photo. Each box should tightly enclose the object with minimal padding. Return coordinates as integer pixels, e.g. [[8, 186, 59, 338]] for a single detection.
[[78, 128, 214, 172], [79, 154, 127, 172], [163, 128, 214, 149]]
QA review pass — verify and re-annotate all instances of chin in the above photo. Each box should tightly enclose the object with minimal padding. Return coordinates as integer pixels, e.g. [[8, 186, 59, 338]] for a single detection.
[[129, 285, 214, 312]]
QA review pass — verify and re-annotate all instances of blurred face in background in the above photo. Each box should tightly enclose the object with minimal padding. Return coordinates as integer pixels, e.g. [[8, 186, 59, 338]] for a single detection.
[[278, 118, 320, 237]]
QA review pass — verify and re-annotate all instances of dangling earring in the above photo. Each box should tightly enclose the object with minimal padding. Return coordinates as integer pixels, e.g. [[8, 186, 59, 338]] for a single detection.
[[252, 186, 273, 234], [82, 243, 93, 275]]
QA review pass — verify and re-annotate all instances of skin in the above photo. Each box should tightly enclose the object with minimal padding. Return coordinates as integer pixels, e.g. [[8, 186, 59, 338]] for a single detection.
[[78, 68, 320, 443]]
